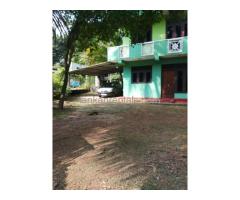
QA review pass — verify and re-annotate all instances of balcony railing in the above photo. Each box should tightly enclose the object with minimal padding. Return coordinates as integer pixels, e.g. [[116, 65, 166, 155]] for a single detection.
[[167, 38, 184, 53], [107, 36, 187, 62], [119, 45, 129, 58], [142, 41, 154, 56]]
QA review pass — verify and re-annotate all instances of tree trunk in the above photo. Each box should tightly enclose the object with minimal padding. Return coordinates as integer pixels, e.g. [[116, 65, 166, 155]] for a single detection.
[[58, 65, 70, 109], [58, 47, 74, 109]]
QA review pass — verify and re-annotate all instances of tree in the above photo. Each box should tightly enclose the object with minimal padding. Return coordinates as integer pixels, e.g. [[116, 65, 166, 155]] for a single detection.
[[52, 65, 67, 98], [53, 10, 91, 109], [53, 10, 123, 109]]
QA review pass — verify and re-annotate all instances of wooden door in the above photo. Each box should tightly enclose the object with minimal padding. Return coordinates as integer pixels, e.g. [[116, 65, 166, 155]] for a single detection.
[[162, 68, 175, 98]]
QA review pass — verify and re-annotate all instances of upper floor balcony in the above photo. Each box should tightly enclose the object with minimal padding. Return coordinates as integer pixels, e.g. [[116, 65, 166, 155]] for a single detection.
[[107, 36, 187, 62]]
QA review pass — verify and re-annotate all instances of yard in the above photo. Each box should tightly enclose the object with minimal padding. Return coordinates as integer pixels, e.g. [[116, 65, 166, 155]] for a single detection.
[[53, 100, 187, 189]]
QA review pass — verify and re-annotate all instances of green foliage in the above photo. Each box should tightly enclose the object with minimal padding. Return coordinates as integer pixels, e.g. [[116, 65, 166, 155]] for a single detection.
[[52, 65, 70, 99], [52, 37, 66, 65], [164, 10, 187, 23], [70, 74, 85, 85], [72, 41, 113, 65], [81, 76, 95, 90], [53, 10, 165, 56], [109, 73, 122, 88]]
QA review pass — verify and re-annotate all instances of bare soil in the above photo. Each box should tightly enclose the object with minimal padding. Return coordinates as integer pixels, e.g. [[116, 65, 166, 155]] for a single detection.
[[53, 102, 187, 190]]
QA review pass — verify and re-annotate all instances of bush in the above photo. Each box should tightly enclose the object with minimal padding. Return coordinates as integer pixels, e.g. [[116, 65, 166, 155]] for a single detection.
[[53, 66, 71, 99]]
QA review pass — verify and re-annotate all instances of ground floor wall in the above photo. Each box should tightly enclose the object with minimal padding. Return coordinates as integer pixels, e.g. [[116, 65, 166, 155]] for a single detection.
[[174, 93, 187, 99], [123, 60, 161, 98], [122, 57, 187, 99]]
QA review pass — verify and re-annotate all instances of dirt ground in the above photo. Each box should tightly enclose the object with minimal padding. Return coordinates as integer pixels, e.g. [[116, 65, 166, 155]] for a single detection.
[[53, 101, 187, 190]]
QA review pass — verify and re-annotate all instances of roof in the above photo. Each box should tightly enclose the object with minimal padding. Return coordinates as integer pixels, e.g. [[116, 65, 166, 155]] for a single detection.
[[69, 61, 122, 76], [69, 62, 87, 71]]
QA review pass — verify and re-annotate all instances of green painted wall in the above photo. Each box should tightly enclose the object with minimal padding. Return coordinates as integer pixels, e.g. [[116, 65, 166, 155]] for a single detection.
[[123, 61, 161, 98], [129, 43, 142, 59], [160, 57, 187, 65], [152, 19, 166, 40], [122, 58, 188, 99], [174, 93, 187, 99]]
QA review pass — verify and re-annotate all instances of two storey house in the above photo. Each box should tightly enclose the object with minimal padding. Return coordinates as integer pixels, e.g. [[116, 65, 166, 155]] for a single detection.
[[107, 18, 187, 102]]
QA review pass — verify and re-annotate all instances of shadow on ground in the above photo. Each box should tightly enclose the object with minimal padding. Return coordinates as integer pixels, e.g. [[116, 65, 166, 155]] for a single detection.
[[53, 133, 94, 189], [53, 103, 187, 189]]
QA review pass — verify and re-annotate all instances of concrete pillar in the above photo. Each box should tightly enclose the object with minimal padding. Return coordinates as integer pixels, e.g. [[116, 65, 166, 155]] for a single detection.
[[122, 37, 131, 45], [95, 76, 100, 88]]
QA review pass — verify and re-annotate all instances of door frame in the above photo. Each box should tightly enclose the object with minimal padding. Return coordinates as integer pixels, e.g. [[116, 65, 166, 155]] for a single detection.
[[161, 63, 188, 98]]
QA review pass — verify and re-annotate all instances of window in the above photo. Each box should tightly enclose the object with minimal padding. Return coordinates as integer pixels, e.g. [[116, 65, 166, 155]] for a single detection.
[[167, 21, 188, 39], [176, 25, 182, 38], [132, 26, 152, 43], [139, 72, 144, 82], [132, 66, 152, 83], [167, 25, 173, 39], [184, 23, 187, 36], [146, 71, 151, 82], [146, 28, 152, 42], [175, 66, 187, 93], [132, 72, 137, 83]]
